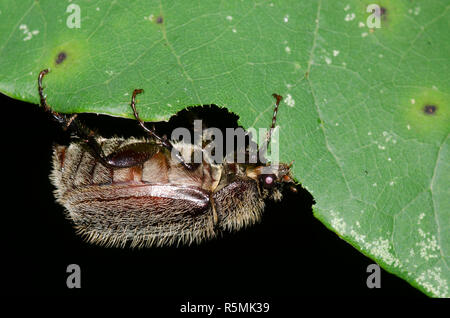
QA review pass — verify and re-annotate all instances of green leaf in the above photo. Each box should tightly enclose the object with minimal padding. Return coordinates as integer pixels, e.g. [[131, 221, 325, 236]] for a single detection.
[[1, 0, 448, 297]]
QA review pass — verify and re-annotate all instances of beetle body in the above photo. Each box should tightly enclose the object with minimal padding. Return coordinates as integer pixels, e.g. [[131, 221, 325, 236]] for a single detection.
[[38, 69, 294, 248], [51, 137, 290, 247]]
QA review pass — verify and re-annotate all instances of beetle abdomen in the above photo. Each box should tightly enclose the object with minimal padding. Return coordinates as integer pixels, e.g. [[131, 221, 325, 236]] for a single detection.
[[64, 184, 215, 248], [51, 138, 218, 248]]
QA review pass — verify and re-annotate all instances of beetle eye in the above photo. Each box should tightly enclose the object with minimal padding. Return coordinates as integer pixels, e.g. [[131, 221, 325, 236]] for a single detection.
[[265, 175, 274, 185], [259, 174, 277, 189]]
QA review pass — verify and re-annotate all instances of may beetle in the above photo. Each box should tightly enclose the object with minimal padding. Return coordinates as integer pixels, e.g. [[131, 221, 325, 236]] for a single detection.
[[38, 69, 295, 248]]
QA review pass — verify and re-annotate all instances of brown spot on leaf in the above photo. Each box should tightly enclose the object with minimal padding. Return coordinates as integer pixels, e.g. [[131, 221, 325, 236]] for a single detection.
[[372, 6, 387, 20], [424, 105, 437, 115], [55, 52, 67, 65], [156, 16, 163, 24]]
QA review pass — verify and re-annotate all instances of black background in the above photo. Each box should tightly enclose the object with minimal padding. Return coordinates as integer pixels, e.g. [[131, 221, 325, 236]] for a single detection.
[[3, 91, 425, 303]]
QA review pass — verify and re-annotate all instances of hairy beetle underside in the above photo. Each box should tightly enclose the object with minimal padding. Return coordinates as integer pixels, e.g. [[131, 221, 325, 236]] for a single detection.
[[51, 138, 278, 248], [39, 68, 294, 248]]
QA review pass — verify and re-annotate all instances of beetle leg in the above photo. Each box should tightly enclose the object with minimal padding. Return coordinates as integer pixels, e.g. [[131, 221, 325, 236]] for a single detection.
[[38, 69, 74, 126], [259, 93, 283, 159], [38, 69, 120, 168], [270, 93, 283, 131], [64, 114, 78, 130], [266, 93, 283, 144], [209, 195, 219, 227], [129, 89, 194, 170]]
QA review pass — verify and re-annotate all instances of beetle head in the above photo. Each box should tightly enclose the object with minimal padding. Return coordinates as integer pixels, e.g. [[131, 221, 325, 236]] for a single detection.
[[245, 163, 295, 201]]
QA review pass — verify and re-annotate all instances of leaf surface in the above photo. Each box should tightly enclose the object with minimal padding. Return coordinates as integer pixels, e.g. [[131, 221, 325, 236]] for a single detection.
[[1, 0, 448, 297]]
